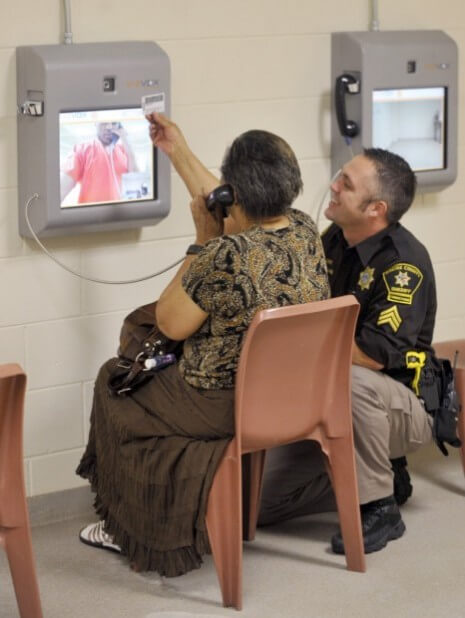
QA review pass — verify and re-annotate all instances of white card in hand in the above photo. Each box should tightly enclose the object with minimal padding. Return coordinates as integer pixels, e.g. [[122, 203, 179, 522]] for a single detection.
[[141, 92, 166, 115]]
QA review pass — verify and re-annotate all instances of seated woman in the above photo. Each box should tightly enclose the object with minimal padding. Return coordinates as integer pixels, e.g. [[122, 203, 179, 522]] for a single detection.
[[77, 116, 330, 577]]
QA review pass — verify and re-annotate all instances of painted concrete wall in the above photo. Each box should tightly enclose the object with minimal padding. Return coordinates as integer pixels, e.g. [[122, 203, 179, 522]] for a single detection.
[[1, 1, 464, 496]]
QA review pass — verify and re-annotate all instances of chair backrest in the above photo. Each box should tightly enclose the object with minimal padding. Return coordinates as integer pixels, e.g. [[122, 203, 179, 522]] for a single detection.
[[235, 296, 360, 452], [0, 364, 28, 526]]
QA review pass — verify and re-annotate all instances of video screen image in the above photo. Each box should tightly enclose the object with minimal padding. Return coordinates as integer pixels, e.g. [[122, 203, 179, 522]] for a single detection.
[[372, 87, 446, 172], [59, 108, 154, 208]]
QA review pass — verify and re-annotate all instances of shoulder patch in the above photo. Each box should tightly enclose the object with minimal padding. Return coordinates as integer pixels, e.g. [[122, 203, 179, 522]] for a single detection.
[[377, 305, 402, 333], [382, 263, 423, 305]]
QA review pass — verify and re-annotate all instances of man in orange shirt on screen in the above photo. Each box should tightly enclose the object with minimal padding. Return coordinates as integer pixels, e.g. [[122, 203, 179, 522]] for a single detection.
[[60, 121, 139, 205]]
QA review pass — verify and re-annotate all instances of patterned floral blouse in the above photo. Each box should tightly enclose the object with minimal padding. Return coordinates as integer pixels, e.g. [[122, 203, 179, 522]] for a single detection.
[[179, 208, 330, 389]]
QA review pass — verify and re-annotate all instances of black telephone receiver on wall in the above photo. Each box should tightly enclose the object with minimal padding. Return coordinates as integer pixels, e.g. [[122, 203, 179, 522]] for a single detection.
[[335, 74, 360, 139]]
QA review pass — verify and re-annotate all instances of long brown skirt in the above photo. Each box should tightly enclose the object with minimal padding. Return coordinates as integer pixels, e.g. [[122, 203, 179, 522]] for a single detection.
[[76, 358, 235, 577]]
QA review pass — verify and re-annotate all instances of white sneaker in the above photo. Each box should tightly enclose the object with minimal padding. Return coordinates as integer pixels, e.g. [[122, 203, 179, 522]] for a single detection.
[[79, 521, 121, 554]]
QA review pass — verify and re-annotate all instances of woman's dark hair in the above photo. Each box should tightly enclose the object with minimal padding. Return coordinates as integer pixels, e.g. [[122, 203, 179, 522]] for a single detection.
[[363, 148, 417, 224], [220, 130, 303, 219]]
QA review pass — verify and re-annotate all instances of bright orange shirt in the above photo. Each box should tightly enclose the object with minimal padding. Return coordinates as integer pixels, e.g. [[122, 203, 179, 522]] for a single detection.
[[63, 139, 129, 204]]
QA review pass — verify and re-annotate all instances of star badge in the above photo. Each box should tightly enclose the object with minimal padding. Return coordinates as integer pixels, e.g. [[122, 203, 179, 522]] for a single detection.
[[395, 271, 411, 288], [358, 266, 375, 291]]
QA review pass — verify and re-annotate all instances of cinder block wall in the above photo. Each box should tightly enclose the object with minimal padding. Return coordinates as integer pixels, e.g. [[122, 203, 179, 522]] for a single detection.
[[1, 1, 464, 497]]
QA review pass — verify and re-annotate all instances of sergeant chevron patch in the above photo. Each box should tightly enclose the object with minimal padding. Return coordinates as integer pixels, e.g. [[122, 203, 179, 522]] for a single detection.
[[377, 305, 402, 332]]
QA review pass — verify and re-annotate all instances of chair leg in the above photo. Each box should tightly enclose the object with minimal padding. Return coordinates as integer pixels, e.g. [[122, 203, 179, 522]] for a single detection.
[[3, 524, 44, 618], [206, 441, 243, 610], [327, 436, 366, 573], [242, 450, 266, 541]]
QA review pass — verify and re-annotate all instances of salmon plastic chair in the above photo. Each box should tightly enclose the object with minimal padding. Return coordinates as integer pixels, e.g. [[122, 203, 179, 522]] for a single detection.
[[206, 296, 365, 610], [433, 340, 465, 475], [0, 364, 43, 618]]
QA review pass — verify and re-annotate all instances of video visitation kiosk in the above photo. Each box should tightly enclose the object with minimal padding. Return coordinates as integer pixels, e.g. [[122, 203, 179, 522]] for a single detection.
[[331, 31, 458, 191], [17, 41, 170, 237]]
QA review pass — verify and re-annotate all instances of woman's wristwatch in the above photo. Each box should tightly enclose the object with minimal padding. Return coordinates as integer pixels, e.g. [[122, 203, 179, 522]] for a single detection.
[[185, 244, 203, 256]]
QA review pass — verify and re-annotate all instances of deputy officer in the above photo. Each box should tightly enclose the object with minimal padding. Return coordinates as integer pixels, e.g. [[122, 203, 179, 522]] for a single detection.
[[259, 149, 436, 554]]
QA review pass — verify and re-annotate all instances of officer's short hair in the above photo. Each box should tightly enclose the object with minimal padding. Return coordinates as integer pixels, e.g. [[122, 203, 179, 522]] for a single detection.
[[363, 148, 417, 224], [221, 130, 303, 219]]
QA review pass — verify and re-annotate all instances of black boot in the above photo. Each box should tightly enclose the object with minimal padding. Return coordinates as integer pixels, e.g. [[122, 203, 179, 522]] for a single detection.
[[331, 495, 406, 554], [391, 456, 413, 506]]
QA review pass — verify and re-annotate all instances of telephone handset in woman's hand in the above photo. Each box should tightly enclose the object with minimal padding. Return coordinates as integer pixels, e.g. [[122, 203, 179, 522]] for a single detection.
[[205, 184, 235, 218]]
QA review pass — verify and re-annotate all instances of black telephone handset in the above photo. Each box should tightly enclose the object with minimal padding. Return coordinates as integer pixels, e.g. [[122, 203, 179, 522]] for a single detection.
[[111, 122, 123, 144], [205, 183, 235, 218], [335, 74, 360, 139]]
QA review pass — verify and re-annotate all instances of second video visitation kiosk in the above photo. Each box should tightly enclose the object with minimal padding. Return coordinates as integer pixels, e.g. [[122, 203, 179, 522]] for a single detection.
[[17, 41, 170, 237], [331, 31, 458, 191]]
